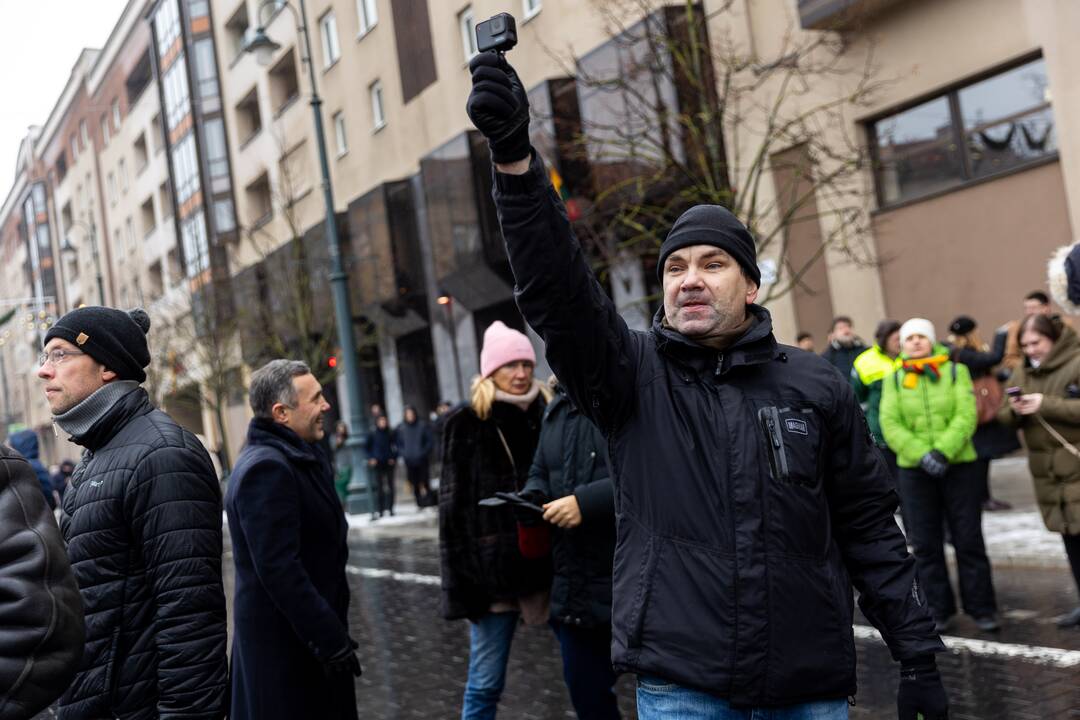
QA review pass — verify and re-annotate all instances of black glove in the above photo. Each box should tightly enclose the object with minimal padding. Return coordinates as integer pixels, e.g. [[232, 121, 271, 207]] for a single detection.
[[466, 52, 531, 164], [323, 638, 362, 678], [897, 656, 949, 720], [513, 489, 548, 526], [919, 450, 948, 478]]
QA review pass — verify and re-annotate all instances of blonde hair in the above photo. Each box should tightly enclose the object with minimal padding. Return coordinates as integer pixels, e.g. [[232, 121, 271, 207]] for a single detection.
[[470, 374, 553, 420]]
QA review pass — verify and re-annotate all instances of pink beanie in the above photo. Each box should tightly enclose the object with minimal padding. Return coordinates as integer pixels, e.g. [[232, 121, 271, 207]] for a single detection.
[[480, 321, 536, 378]]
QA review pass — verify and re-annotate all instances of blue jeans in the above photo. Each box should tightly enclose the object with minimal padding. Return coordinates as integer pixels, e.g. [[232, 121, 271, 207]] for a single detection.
[[637, 677, 849, 719], [461, 611, 519, 720], [551, 620, 621, 719]]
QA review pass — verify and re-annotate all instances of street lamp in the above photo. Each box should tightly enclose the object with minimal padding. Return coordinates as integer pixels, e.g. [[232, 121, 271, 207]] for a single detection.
[[62, 218, 106, 307], [436, 293, 465, 402], [244, 0, 375, 516]]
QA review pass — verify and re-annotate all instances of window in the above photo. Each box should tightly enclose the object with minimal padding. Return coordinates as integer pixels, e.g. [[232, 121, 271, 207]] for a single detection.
[[458, 6, 477, 61], [245, 173, 273, 227], [193, 38, 221, 113], [101, 113, 111, 145], [225, 3, 250, 60], [154, 0, 182, 56], [180, 211, 210, 277], [523, 0, 542, 20], [108, 173, 118, 205], [80, 121, 89, 149], [236, 87, 263, 144], [70, 136, 78, 162], [112, 99, 121, 129], [140, 196, 156, 237], [357, 0, 377, 36], [269, 49, 300, 114], [171, 132, 201, 205], [134, 134, 148, 174], [125, 217, 136, 253], [114, 228, 124, 263], [870, 56, 1055, 207], [333, 111, 348, 157], [160, 180, 174, 219], [203, 118, 231, 193], [320, 10, 341, 68], [370, 79, 385, 130], [162, 58, 191, 131], [119, 159, 129, 194], [150, 113, 163, 154]]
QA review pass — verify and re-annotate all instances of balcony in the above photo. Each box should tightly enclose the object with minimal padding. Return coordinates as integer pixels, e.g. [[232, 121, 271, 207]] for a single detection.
[[798, 0, 906, 30]]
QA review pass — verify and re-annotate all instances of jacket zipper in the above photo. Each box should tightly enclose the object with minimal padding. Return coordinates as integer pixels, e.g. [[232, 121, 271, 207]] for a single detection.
[[758, 406, 790, 481], [920, 378, 935, 448], [714, 352, 724, 376]]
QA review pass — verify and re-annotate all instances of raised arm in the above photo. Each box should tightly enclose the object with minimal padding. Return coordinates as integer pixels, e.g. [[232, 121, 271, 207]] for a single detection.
[[466, 52, 639, 430]]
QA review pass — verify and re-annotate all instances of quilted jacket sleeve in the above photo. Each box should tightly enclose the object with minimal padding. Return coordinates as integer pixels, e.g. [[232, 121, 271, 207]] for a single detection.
[[824, 381, 946, 662], [128, 443, 228, 719], [0, 450, 85, 720]]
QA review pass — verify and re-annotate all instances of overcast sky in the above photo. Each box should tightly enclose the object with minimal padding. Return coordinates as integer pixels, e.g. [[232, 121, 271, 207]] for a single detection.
[[0, 0, 129, 200]]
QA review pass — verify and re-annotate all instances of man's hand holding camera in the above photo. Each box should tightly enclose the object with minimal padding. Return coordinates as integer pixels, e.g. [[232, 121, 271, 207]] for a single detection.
[[466, 51, 531, 171]]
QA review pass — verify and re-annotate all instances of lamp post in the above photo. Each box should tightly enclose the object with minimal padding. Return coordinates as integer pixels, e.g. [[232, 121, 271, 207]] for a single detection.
[[62, 218, 106, 307], [436, 293, 465, 402], [244, 0, 375, 516]]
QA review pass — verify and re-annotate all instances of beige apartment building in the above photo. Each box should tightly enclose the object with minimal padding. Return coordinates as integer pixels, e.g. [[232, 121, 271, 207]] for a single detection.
[[2, 0, 1078, 466]]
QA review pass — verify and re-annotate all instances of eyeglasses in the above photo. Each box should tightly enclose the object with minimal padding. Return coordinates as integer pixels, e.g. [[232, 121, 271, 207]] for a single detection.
[[38, 349, 85, 367]]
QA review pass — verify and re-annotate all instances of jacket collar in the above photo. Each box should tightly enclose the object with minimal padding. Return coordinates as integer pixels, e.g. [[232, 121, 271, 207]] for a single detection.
[[68, 386, 152, 451], [651, 304, 779, 376], [246, 417, 318, 463], [1029, 322, 1080, 374]]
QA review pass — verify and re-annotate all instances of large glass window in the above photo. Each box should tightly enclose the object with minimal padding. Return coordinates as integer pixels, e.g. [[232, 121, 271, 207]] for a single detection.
[[162, 58, 191, 131], [871, 57, 1055, 207], [171, 132, 201, 205], [193, 38, 220, 112], [203, 118, 230, 193], [154, 0, 182, 56], [458, 6, 477, 62], [180, 210, 210, 277]]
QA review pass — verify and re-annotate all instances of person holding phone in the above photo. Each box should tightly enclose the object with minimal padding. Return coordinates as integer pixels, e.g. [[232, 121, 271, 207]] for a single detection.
[[998, 313, 1080, 627], [438, 321, 553, 719], [880, 318, 998, 634], [521, 378, 620, 720]]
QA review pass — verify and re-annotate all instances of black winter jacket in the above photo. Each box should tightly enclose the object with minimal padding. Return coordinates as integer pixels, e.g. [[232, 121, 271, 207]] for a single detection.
[[523, 388, 615, 629], [439, 396, 551, 620], [822, 340, 866, 382], [58, 387, 228, 719], [9, 429, 55, 509], [0, 445, 84, 720], [395, 420, 433, 466], [226, 418, 356, 720], [493, 153, 944, 706]]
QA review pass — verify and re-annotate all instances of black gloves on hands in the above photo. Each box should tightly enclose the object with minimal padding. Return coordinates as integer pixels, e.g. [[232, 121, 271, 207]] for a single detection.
[[323, 638, 362, 678], [919, 450, 949, 478], [466, 52, 532, 164], [897, 656, 949, 720], [513, 489, 548, 526]]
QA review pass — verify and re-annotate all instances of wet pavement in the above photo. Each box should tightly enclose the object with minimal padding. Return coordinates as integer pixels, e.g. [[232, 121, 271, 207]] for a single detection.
[[219, 525, 1080, 720]]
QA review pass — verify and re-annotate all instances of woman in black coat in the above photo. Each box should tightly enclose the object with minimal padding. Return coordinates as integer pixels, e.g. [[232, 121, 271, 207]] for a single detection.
[[439, 321, 553, 719], [522, 381, 620, 720], [948, 316, 1022, 510]]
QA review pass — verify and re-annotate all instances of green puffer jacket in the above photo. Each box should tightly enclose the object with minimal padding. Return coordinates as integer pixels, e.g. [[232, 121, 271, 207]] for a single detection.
[[997, 324, 1080, 534], [879, 351, 978, 469]]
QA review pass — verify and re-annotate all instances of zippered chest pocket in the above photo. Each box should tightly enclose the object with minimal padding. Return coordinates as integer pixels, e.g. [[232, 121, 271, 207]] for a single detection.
[[758, 405, 825, 488]]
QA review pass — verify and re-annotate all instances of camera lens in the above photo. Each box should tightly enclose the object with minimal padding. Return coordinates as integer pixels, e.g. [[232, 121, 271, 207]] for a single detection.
[[492, 18, 505, 31]]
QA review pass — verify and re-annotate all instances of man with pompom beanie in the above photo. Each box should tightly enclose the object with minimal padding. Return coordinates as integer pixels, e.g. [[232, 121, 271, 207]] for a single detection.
[[37, 306, 228, 719]]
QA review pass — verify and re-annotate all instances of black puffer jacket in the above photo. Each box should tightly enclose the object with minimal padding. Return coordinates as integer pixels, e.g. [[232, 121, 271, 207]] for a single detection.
[[58, 387, 228, 719], [523, 387, 615, 628], [0, 445, 84, 720], [493, 153, 944, 706], [438, 394, 551, 620]]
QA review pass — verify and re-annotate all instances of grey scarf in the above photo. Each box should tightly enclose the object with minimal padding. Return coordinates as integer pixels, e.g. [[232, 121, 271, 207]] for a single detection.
[[54, 380, 141, 441]]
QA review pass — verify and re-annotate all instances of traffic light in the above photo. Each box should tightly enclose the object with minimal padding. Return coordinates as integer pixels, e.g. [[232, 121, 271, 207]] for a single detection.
[[328, 356, 338, 369]]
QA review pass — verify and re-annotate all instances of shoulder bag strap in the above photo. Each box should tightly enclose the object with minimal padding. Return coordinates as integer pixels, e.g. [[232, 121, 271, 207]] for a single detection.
[[1035, 415, 1080, 459]]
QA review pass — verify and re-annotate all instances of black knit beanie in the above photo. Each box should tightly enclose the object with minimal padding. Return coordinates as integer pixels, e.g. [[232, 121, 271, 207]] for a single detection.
[[657, 205, 761, 286], [44, 306, 152, 383]]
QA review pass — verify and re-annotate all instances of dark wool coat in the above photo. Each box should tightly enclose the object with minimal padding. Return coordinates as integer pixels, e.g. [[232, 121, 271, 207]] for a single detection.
[[0, 445, 84, 720], [57, 387, 228, 719], [364, 426, 397, 466], [523, 388, 616, 628], [822, 340, 866, 381], [395, 419, 434, 467], [492, 153, 944, 706], [439, 395, 551, 620], [226, 418, 357, 720]]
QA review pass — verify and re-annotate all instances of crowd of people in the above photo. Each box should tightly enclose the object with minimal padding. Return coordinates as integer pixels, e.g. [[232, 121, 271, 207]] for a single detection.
[[4, 46, 1080, 720]]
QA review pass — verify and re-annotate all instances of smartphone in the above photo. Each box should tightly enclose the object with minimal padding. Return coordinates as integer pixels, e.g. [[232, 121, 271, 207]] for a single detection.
[[1006, 386, 1023, 399]]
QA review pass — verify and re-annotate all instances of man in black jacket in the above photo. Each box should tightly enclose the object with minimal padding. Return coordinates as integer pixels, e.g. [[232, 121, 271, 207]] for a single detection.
[[226, 359, 361, 720], [36, 306, 228, 719], [0, 443, 84, 720], [466, 52, 948, 719]]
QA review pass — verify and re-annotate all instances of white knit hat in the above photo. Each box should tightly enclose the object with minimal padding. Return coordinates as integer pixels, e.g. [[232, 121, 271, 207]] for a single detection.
[[899, 318, 936, 347]]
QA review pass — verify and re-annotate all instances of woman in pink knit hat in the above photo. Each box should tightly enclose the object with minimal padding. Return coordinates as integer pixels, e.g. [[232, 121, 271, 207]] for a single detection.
[[438, 320, 553, 719]]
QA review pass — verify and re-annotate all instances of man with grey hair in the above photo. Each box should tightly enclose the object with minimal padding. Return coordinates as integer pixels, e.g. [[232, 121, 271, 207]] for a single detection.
[[225, 359, 362, 720]]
